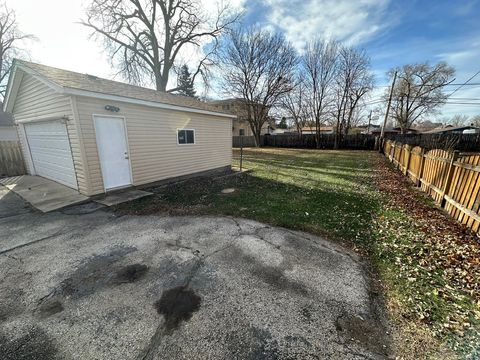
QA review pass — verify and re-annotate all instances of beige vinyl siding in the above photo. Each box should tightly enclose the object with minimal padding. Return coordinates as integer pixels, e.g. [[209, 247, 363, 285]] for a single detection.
[[11, 73, 88, 193], [75, 96, 232, 195]]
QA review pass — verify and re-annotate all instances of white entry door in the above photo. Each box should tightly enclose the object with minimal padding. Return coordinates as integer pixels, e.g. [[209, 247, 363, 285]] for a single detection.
[[94, 116, 132, 190]]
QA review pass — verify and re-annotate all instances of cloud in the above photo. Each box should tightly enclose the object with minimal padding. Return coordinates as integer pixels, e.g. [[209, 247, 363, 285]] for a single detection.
[[263, 0, 392, 50]]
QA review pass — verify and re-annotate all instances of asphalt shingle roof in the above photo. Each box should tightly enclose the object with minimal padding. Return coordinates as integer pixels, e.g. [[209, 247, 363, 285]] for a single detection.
[[16, 60, 228, 115]]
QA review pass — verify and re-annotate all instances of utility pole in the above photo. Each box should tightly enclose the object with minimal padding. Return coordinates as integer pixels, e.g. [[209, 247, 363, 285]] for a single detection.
[[379, 71, 397, 152]]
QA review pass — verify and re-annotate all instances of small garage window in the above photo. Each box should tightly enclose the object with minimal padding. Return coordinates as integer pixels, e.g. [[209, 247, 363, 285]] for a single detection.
[[177, 129, 195, 145]]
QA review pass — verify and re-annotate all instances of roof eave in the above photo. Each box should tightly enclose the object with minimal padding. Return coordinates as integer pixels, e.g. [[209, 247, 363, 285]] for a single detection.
[[8, 61, 236, 119], [3, 61, 21, 113], [64, 87, 236, 118]]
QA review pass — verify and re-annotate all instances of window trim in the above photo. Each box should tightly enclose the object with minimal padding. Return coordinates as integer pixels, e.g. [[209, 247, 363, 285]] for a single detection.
[[177, 128, 196, 145]]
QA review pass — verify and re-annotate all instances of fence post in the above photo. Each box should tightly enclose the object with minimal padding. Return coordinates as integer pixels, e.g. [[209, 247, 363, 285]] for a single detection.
[[440, 150, 460, 207], [390, 142, 395, 162], [417, 147, 425, 187], [404, 144, 412, 176]]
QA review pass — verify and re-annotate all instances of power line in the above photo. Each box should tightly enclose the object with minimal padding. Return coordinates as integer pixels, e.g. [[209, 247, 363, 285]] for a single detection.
[[365, 97, 480, 103], [364, 99, 480, 106], [374, 83, 480, 88], [448, 70, 480, 97]]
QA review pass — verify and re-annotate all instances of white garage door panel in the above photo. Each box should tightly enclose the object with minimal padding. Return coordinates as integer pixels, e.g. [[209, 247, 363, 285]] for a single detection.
[[25, 121, 77, 189]]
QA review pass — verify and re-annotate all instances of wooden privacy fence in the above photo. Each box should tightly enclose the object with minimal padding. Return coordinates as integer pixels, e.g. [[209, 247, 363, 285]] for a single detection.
[[384, 139, 480, 233], [386, 133, 480, 152], [233, 134, 376, 150], [0, 141, 26, 177], [232, 135, 258, 148]]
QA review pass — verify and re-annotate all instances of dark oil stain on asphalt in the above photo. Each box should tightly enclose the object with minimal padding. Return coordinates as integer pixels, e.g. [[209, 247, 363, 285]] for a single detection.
[[115, 263, 149, 283], [36, 247, 145, 318], [154, 286, 201, 331], [227, 247, 309, 296], [38, 299, 64, 318], [0, 326, 57, 360], [59, 246, 138, 299]]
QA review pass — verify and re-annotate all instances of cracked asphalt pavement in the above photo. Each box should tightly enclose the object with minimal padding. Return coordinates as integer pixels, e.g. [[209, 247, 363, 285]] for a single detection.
[[0, 188, 392, 359]]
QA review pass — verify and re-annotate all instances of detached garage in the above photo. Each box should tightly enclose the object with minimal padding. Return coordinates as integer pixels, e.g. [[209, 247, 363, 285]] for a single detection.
[[4, 60, 234, 196]]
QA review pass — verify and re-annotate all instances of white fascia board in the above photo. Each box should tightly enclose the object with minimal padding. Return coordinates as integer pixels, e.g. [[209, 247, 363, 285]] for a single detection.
[[64, 87, 237, 119], [4, 66, 22, 113], [15, 64, 64, 93], [4, 63, 63, 113]]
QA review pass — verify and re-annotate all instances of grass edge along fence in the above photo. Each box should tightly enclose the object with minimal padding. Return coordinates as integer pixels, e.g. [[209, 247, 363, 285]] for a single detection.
[[383, 139, 480, 233]]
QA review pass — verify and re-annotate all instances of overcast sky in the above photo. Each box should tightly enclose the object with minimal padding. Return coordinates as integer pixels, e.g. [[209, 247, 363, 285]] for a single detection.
[[7, 0, 480, 122]]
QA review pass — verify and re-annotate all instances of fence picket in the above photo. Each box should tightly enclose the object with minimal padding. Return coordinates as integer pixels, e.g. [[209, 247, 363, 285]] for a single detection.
[[0, 141, 25, 177], [382, 139, 480, 233], [462, 156, 480, 225]]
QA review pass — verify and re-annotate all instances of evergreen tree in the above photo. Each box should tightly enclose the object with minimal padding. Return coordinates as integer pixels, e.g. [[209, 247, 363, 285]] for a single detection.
[[278, 117, 288, 129], [176, 65, 196, 98]]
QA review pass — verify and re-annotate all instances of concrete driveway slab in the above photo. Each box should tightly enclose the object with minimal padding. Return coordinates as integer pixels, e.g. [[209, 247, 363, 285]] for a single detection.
[[0, 200, 391, 359], [94, 189, 153, 207], [0, 176, 88, 212], [0, 186, 31, 219]]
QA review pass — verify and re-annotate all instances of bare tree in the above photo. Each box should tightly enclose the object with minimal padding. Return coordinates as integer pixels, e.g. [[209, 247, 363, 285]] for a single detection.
[[471, 115, 480, 128], [333, 45, 373, 148], [83, 0, 240, 92], [0, 3, 34, 99], [219, 28, 298, 146], [282, 77, 310, 134], [448, 114, 469, 127], [387, 62, 455, 133], [303, 39, 339, 147]]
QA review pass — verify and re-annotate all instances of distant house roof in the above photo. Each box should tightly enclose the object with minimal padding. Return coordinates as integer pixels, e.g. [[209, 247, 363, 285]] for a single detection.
[[5, 60, 234, 118], [301, 126, 334, 132], [0, 108, 13, 127], [422, 125, 479, 134], [209, 98, 245, 104], [357, 124, 380, 129], [370, 127, 419, 135]]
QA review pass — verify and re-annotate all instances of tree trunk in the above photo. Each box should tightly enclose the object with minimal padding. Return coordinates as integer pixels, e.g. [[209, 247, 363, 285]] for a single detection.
[[155, 72, 167, 92], [254, 129, 261, 147], [315, 118, 321, 149], [334, 122, 340, 149]]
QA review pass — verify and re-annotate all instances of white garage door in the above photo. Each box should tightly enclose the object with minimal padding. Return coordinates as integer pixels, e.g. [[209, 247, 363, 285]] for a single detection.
[[25, 121, 77, 189]]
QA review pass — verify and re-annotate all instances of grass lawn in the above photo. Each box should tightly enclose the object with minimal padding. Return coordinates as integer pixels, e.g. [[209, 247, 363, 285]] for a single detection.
[[116, 148, 480, 359]]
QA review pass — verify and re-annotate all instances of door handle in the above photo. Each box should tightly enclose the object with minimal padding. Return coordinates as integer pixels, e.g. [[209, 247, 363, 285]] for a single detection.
[[124, 152, 129, 159]]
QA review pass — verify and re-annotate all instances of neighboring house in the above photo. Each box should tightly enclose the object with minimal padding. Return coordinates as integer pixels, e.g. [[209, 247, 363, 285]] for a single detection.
[[421, 125, 480, 135], [356, 124, 381, 135], [371, 127, 419, 136], [415, 121, 443, 132], [4, 60, 235, 196], [271, 128, 287, 135], [301, 126, 334, 135], [0, 108, 18, 141], [209, 98, 273, 136]]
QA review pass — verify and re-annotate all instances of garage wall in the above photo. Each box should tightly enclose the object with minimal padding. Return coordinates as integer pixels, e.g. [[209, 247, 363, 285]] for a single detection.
[[11, 73, 88, 193], [74, 96, 232, 195]]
